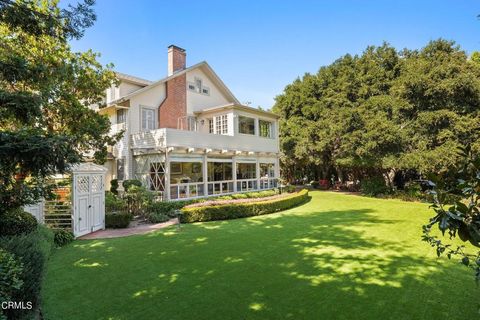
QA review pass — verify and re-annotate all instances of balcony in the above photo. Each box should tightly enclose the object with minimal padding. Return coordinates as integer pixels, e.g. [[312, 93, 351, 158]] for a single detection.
[[130, 128, 278, 153]]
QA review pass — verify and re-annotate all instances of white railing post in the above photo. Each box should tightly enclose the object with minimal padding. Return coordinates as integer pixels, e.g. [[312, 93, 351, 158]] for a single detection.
[[232, 156, 237, 193], [256, 157, 260, 191], [165, 150, 170, 201], [203, 153, 208, 197]]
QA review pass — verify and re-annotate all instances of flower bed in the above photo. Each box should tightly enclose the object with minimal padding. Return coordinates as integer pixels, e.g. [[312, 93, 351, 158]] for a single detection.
[[184, 192, 297, 209], [180, 189, 309, 223]]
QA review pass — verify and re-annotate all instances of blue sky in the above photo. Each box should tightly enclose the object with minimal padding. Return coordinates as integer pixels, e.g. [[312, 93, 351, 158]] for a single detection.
[[68, 0, 480, 109]]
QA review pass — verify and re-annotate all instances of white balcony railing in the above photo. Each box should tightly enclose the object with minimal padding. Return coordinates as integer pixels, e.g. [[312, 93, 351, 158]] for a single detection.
[[131, 128, 278, 153], [170, 182, 205, 200]]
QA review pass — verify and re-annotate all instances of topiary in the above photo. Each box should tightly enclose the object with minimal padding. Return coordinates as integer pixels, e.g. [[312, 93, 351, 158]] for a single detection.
[[0, 208, 38, 236], [122, 179, 142, 192], [110, 179, 119, 195], [105, 212, 132, 228], [53, 229, 74, 247], [146, 212, 170, 224]]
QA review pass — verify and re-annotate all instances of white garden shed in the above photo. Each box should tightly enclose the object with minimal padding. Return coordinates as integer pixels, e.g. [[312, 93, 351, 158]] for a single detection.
[[71, 163, 107, 237]]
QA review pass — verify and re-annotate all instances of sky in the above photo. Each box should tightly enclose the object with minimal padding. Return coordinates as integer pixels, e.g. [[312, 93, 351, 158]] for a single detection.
[[66, 0, 480, 109]]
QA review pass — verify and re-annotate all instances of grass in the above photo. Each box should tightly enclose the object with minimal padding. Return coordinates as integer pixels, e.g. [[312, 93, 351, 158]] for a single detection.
[[42, 191, 478, 319]]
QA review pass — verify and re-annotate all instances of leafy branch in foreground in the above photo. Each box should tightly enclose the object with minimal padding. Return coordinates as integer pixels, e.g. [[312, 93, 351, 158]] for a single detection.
[[422, 146, 480, 281]]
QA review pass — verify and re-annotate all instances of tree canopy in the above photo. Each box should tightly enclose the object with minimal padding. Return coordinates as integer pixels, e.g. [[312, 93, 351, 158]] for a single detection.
[[0, 0, 118, 212], [273, 40, 480, 184]]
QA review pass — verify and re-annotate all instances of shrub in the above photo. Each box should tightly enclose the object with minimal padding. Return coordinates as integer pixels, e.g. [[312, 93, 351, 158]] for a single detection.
[[105, 212, 132, 228], [0, 225, 54, 319], [110, 179, 119, 195], [360, 176, 391, 196], [147, 200, 193, 217], [105, 191, 126, 213], [122, 179, 142, 192], [181, 189, 309, 223], [53, 229, 74, 247], [0, 248, 24, 320], [0, 208, 38, 236], [283, 185, 296, 193], [310, 181, 320, 189], [146, 212, 171, 224], [124, 185, 153, 216]]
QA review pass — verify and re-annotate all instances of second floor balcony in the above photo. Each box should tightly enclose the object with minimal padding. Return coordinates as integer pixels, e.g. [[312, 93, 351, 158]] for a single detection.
[[130, 127, 279, 154]]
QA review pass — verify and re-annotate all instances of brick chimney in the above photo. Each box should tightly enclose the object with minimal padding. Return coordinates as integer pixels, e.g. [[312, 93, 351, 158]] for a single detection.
[[159, 45, 187, 128], [167, 45, 186, 76]]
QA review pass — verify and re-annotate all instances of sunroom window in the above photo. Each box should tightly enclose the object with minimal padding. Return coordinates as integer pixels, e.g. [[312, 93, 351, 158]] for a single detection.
[[238, 116, 255, 135], [259, 120, 272, 138]]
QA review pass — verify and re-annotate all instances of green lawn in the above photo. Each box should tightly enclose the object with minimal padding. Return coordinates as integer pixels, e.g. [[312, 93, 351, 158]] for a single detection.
[[43, 191, 478, 319]]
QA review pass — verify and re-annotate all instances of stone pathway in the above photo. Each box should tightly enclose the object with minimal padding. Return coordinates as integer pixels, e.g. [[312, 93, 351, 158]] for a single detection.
[[78, 218, 179, 240]]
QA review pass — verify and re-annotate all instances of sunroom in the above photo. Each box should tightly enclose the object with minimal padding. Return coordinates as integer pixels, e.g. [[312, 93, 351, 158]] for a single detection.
[[133, 153, 278, 201]]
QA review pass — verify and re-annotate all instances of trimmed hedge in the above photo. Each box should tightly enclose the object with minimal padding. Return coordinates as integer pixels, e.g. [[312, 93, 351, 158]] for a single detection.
[[0, 208, 38, 236], [180, 189, 309, 223], [105, 212, 132, 228], [0, 225, 54, 319]]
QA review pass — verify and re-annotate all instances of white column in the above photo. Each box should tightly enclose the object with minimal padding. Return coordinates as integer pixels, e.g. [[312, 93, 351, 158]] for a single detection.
[[256, 156, 260, 190], [232, 156, 237, 192], [203, 153, 208, 197], [164, 149, 170, 200]]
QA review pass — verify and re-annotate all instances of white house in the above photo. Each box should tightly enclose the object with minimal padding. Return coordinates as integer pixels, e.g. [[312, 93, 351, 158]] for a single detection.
[[97, 45, 280, 201]]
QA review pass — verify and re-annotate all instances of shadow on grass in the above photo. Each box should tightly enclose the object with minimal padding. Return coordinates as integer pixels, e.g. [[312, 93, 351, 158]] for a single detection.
[[43, 204, 477, 320]]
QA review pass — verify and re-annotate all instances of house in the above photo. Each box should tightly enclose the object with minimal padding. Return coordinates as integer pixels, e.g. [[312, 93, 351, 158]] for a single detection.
[[97, 45, 280, 201]]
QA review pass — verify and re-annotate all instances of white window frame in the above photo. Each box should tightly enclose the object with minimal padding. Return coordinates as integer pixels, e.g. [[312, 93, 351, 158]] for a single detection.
[[238, 115, 256, 135], [213, 114, 228, 135], [141, 106, 156, 131], [259, 119, 273, 138]]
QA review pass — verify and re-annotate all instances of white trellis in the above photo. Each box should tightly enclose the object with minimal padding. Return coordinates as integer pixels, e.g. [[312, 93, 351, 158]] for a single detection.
[[72, 163, 107, 237]]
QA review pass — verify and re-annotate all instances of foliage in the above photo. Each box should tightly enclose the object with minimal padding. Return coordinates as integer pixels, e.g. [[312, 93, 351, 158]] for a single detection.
[[422, 146, 480, 281], [53, 229, 74, 247], [273, 40, 480, 184], [124, 185, 153, 216], [0, 248, 23, 320], [310, 181, 320, 189], [360, 176, 391, 196], [105, 212, 132, 228], [110, 179, 119, 195], [181, 190, 309, 223], [146, 212, 170, 224], [122, 179, 142, 192], [0, 207, 38, 236], [105, 191, 126, 213], [0, 0, 119, 213], [147, 200, 191, 218], [0, 225, 54, 319]]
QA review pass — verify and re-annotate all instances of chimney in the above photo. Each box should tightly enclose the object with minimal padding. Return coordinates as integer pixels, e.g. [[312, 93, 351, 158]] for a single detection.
[[167, 45, 186, 76]]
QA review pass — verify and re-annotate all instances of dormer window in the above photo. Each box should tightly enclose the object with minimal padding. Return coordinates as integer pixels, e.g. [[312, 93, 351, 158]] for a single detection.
[[188, 77, 210, 96]]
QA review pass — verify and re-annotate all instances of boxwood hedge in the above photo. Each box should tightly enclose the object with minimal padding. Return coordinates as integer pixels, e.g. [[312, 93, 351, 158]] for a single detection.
[[180, 189, 309, 223]]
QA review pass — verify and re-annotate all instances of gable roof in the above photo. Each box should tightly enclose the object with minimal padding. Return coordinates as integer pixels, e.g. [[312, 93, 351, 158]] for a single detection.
[[108, 61, 240, 106], [195, 103, 280, 119], [115, 72, 153, 86]]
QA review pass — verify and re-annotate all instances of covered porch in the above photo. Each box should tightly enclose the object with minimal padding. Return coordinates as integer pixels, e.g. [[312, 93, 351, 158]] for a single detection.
[[132, 148, 279, 201]]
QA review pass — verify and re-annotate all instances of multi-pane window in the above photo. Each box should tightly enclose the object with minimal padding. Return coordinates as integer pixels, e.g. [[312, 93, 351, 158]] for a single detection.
[[208, 119, 214, 133], [117, 158, 125, 181], [208, 162, 233, 181], [215, 115, 228, 135], [260, 163, 275, 178], [259, 120, 272, 138], [188, 77, 210, 95], [141, 108, 155, 131], [238, 116, 255, 135], [116, 109, 126, 124], [236, 163, 256, 180]]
